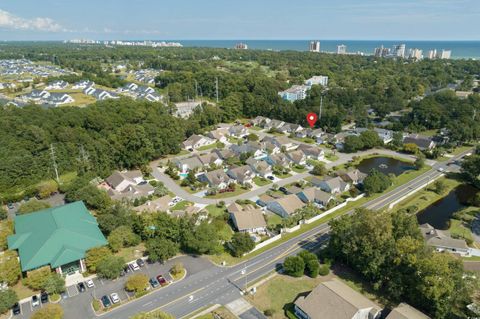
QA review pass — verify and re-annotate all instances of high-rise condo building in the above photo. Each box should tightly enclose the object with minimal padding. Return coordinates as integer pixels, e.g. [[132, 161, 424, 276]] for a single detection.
[[337, 44, 347, 54], [309, 40, 320, 52]]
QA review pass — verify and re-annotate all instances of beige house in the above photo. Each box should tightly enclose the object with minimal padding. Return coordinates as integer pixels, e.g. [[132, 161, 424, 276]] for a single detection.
[[294, 279, 381, 319], [230, 208, 267, 234], [133, 195, 173, 213], [386, 303, 430, 319], [266, 194, 305, 218]]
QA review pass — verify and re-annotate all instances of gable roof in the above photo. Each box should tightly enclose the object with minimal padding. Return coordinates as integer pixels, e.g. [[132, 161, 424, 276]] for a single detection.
[[294, 279, 380, 319], [419, 223, 468, 250], [8, 201, 107, 271], [386, 303, 431, 319], [231, 209, 267, 231], [300, 187, 333, 203], [273, 194, 305, 215]]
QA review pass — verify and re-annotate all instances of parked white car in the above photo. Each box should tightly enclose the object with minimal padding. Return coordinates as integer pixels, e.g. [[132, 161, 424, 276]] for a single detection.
[[86, 279, 94, 288], [130, 261, 140, 271], [110, 293, 120, 304]]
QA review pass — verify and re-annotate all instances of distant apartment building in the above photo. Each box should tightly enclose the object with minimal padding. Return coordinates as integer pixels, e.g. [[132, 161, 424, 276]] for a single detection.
[[234, 42, 248, 50], [427, 49, 437, 59], [409, 48, 423, 60], [439, 49, 452, 59], [337, 44, 347, 54], [393, 44, 406, 58], [374, 45, 390, 57], [278, 85, 309, 102], [305, 75, 329, 87], [309, 40, 320, 52]]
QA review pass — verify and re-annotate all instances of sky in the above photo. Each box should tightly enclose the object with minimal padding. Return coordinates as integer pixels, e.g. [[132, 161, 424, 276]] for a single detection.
[[0, 0, 479, 41]]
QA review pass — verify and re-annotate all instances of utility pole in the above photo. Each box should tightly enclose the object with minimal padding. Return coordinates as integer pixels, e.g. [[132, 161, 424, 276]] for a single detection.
[[319, 94, 323, 122], [215, 77, 219, 103], [194, 80, 198, 101], [79, 145, 89, 172], [50, 144, 60, 184]]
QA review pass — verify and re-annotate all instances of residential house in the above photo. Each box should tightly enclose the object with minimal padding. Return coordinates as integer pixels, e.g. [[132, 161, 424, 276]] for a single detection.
[[121, 82, 139, 92], [45, 80, 69, 90], [256, 194, 278, 207], [419, 223, 470, 256], [318, 176, 350, 194], [227, 165, 256, 184], [386, 303, 431, 319], [174, 101, 202, 118], [140, 92, 162, 102], [175, 156, 204, 174], [108, 183, 154, 201], [230, 142, 264, 158], [297, 187, 334, 206], [287, 150, 307, 166], [285, 185, 303, 195], [354, 127, 394, 144], [339, 169, 367, 185], [197, 169, 232, 189], [230, 208, 267, 234], [197, 152, 223, 168], [280, 123, 303, 134], [251, 116, 270, 127], [23, 89, 50, 101], [83, 86, 96, 96], [46, 93, 74, 106], [266, 153, 291, 167], [228, 124, 248, 138], [246, 158, 272, 177], [264, 119, 285, 130], [403, 134, 436, 151], [182, 134, 215, 150], [105, 170, 144, 192], [92, 89, 118, 100], [227, 202, 244, 214], [207, 127, 229, 143], [72, 80, 94, 90], [261, 140, 281, 154], [214, 149, 235, 161], [267, 194, 305, 218], [294, 279, 381, 319], [133, 195, 173, 213], [297, 144, 325, 161]]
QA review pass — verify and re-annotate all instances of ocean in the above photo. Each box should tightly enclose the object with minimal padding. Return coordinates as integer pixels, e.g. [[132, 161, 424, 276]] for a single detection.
[[177, 40, 480, 59]]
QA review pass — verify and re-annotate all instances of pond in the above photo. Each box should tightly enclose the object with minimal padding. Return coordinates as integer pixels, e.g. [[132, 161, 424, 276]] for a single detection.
[[356, 156, 414, 176], [416, 184, 479, 230]]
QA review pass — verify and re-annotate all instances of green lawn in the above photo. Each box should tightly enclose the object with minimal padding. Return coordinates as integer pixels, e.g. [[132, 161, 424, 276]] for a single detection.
[[419, 129, 438, 137], [250, 126, 263, 131], [267, 213, 283, 228], [197, 143, 220, 151], [115, 243, 146, 262], [292, 137, 315, 144], [325, 152, 339, 161], [274, 172, 292, 179], [171, 200, 194, 210], [292, 166, 308, 173], [11, 282, 39, 300], [449, 219, 474, 244], [254, 176, 272, 187], [205, 204, 227, 217], [437, 145, 474, 162], [205, 187, 250, 199]]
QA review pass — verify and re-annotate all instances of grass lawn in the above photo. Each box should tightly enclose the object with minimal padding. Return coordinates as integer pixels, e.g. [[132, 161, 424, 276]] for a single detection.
[[197, 143, 220, 152], [292, 137, 315, 144], [267, 213, 283, 228], [419, 129, 438, 137], [228, 136, 241, 144], [254, 176, 272, 187], [394, 177, 460, 212], [11, 282, 38, 300], [325, 152, 339, 161], [449, 219, 474, 244], [205, 187, 250, 199], [437, 145, 474, 162], [205, 204, 227, 217], [115, 243, 146, 262], [196, 307, 236, 319], [171, 200, 194, 210], [274, 172, 292, 179], [292, 166, 308, 173], [250, 126, 263, 131], [247, 275, 321, 319]]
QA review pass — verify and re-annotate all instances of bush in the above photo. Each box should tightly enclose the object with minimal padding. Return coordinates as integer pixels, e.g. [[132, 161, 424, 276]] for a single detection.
[[318, 264, 330, 276], [283, 256, 305, 277], [264, 309, 275, 317], [18, 199, 51, 214], [24, 266, 52, 290], [96, 256, 125, 279], [0, 289, 18, 315], [125, 274, 149, 293], [92, 299, 101, 312], [170, 263, 184, 276]]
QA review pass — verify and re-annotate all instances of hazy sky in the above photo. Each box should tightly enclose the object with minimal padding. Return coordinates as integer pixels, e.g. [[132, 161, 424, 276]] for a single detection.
[[0, 0, 478, 40]]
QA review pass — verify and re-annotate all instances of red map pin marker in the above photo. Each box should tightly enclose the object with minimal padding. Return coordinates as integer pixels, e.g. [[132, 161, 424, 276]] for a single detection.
[[306, 112, 318, 128]]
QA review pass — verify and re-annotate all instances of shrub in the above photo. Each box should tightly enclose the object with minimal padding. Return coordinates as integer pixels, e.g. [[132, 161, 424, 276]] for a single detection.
[[92, 299, 101, 312], [264, 309, 275, 316], [125, 274, 149, 293], [318, 264, 330, 276], [283, 256, 305, 277]]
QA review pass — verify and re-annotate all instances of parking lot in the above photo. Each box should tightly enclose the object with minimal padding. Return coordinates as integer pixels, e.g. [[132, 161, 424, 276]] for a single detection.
[[12, 255, 208, 319]]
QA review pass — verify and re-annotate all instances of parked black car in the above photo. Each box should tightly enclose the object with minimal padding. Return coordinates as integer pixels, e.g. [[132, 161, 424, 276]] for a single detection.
[[101, 295, 111, 308], [267, 176, 275, 180], [12, 303, 20, 315], [77, 282, 86, 292], [279, 187, 288, 194], [136, 258, 145, 267], [40, 291, 49, 303]]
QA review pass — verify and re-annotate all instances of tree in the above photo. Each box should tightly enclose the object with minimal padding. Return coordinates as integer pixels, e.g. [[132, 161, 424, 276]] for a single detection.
[[37, 182, 58, 199], [43, 273, 66, 295], [96, 256, 125, 279], [461, 154, 480, 188], [433, 180, 447, 195], [343, 135, 364, 153], [85, 246, 112, 272], [65, 184, 111, 210], [31, 304, 63, 319], [404, 143, 420, 154], [283, 256, 305, 277], [183, 222, 221, 254], [359, 130, 382, 149], [415, 154, 426, 170], [297, 251, 319, 278], [130, 310, 175, 319], [311, 162, 327, 176], [17, 199, 51, 214], [145, 238, 179, 263], [392, 132, 404, 149], [0, 207, 7, 221], [24, 266, 52, 290], [0, 289, 18, 315], [363, 169, 391, 195], [125, 274, 149, 293], [108, 226, 141, 252], [170, 263, 184, 276], [229, 232, 255, 257], [0, 250, 21, 285]]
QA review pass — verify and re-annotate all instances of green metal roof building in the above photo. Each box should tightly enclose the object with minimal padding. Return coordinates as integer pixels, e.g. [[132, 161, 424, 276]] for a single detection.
[[8, 201, 107, 273]]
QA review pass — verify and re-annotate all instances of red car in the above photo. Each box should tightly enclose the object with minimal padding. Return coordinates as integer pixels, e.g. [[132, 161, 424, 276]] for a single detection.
[[156, 275, 168, 286]]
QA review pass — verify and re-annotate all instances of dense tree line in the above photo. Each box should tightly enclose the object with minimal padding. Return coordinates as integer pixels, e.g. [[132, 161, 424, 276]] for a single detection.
[[327, 208, 477, 318]]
